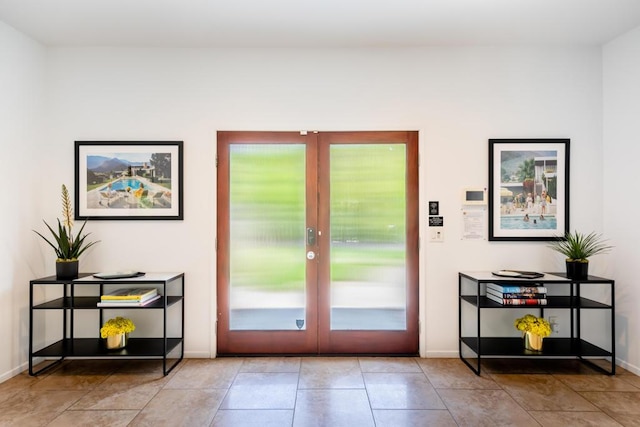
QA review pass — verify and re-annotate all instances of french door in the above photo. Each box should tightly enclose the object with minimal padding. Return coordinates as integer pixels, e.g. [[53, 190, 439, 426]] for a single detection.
[[216, 131, 418, 354]]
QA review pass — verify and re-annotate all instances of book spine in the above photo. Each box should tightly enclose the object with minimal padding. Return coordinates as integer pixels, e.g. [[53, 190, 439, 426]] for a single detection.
[[487, 284, 547, 293], [486, 293, 547, 305], [100, 295, 158, 304], [97, 295, 161, 307], [503, 299, 547, 305], [486, 290, 546, 299], [502, 293, 546, 299], [100, 294, 157, 302], [101, 289, 158, 301]]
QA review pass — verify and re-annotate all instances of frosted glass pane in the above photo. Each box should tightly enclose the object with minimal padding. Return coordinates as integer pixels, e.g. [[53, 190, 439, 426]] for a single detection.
[[330, 144, 407, 330], [229, 144, 306, 330]]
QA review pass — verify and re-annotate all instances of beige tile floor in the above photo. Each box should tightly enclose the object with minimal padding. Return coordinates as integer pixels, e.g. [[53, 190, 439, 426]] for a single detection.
[[1, 357, 639, 426]]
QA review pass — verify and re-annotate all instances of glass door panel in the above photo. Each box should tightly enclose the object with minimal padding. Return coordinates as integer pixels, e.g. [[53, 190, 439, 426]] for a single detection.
[[229, 144, 307, 330], [329, 144, 407, 330], [317, 131, 418, 354], [217, 130, 418, 355]]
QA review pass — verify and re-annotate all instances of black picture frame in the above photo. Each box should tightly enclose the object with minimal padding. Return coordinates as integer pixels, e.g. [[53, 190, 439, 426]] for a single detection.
[[488, 139, 569, 241], [75, 141, 183, 220]]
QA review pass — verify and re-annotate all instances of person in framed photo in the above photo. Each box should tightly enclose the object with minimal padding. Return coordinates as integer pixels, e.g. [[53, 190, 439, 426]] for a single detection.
[[133, 183, 145, 198]]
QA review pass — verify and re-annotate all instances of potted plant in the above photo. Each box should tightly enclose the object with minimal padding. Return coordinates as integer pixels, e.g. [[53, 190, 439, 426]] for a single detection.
[[548, 230, 613, 279], [100, 316, 136, 350], [33, 184, 99, 279], [514, 314, 551, 351]]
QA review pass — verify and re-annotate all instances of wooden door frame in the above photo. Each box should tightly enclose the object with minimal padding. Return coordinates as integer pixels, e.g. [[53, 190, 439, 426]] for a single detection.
[[316, 131, 419, 354], [216, 130, 419, 355], [216, 131, 319, 354]]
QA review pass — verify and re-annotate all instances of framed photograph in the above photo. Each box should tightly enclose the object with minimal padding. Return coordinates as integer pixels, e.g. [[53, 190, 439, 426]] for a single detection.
[[488, 139, 569, 241], [75, 141, 183, 220]]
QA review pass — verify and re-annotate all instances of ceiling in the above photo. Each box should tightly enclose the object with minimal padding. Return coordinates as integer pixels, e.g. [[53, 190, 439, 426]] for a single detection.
[[1, 0, 640, 48]]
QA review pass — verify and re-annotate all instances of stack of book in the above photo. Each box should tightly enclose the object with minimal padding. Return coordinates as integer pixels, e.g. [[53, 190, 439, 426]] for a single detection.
[[97, 287, 161, 307], [486, 283, 548, 305]]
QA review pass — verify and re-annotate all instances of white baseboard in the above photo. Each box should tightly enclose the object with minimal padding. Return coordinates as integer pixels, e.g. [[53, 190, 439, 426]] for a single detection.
[[183, 351, 212, 358], [423, 351, 459, 358], [616, 358, 640, 376], [0, 361, 30, 383]]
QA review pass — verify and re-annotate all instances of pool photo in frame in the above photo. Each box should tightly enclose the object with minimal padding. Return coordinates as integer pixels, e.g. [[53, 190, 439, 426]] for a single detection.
[[488, 139, 569, 241], [75, 141, 183, 220]]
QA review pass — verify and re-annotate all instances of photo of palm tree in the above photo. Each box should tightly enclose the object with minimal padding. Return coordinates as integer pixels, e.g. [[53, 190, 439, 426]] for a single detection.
[[499, 149, 557, 229], [489, 139, 569, 241]]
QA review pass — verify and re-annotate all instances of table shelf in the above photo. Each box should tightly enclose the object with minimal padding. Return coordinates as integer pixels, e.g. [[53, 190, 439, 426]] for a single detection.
[[33, 296, 182, 310], [460, 295, 611, 309], [461, 337, 611, 358], [33, 338, 183, 358]]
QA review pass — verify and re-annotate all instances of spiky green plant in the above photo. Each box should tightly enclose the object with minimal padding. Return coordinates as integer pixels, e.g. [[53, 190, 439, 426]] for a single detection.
[[548, 230, 612, 262], [33, 184, 99, 260]]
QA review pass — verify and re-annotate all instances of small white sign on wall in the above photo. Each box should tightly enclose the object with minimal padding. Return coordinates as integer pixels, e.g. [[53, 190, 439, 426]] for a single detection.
[[461, 208, 486, 240]]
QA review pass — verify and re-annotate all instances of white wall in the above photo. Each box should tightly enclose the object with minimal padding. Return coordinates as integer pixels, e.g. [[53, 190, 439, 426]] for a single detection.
[[0, 35, 613, 379], [40, 46, 604, 361], [604, 25, 640, 374], [0, 21, 46, 380]]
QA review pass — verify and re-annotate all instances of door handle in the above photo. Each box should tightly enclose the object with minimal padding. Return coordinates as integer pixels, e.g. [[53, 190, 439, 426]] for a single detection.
[[307, 227, 316, 246]]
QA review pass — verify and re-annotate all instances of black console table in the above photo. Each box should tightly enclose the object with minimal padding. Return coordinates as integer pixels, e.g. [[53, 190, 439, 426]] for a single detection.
[[459, 271, 614, 375], [29, 272, 184, 376]]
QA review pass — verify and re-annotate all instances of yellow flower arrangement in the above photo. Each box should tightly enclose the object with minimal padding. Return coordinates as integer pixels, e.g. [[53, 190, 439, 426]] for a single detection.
[[514, 314, 551, 337], [100, 317, 135, 338]]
